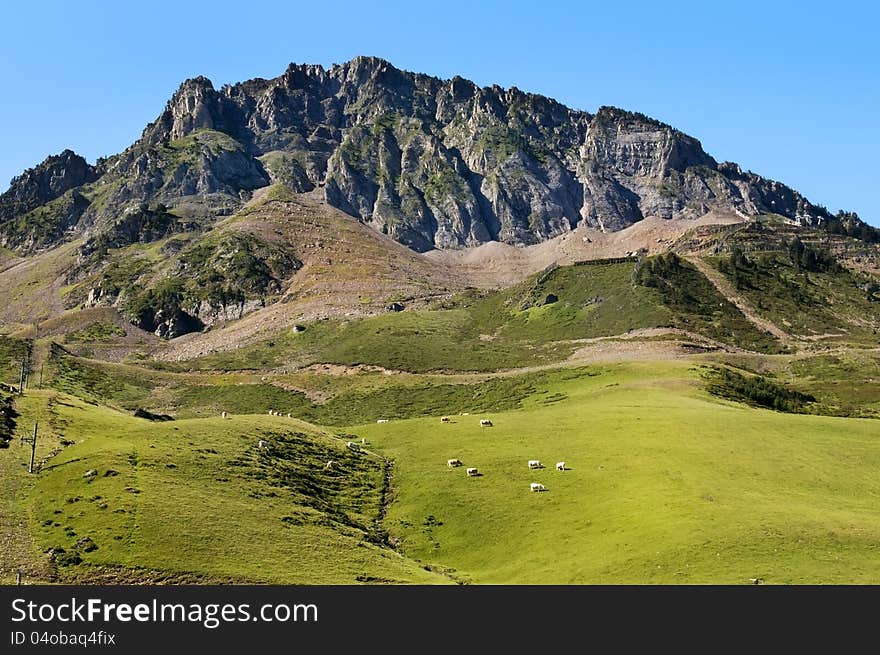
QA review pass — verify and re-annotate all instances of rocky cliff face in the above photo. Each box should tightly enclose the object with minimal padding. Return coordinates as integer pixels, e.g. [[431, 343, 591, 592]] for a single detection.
[[0, 57, 856, 255], [0, 149, 97, 221]]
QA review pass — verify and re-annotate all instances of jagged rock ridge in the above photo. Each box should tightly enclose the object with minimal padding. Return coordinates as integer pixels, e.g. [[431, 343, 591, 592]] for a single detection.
[[0, 56, 867, 255]]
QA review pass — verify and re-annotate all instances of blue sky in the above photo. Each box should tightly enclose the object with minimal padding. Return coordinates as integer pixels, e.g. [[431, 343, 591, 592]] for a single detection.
[[2, 0, 877, 224]]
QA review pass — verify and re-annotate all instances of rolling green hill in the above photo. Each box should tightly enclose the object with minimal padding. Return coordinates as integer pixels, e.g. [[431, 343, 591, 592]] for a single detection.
[[2, 390, 447, 584], [350, 361, 880, 584], [3, 359, 879, 584], [0, 205, 878, 585]]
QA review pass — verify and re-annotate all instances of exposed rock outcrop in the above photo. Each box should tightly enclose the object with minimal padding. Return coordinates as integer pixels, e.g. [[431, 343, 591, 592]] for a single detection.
[[0, 149, 97, 221], [1, 56, 871, 258]]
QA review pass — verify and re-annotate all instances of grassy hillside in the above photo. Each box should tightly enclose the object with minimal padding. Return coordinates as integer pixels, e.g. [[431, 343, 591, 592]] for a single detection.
[[706, 244, 879, 346], [1, 217, 877, 586], [4, 351, 879, 584], [159, 259, 780, 374], [4, 390, 445, 584], [352, 361, 880, 583], [45, 344, 594, 424]]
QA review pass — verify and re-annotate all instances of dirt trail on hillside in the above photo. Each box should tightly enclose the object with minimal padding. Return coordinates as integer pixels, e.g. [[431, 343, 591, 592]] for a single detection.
[[685, 255, 792, 342]]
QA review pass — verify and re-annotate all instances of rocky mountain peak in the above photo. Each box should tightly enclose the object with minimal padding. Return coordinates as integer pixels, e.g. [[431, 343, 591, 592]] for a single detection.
[[142, 75, 224, 145], [0, 149, 96, 221], [333, 55, 395, 80], [1, 56, 873, 257]]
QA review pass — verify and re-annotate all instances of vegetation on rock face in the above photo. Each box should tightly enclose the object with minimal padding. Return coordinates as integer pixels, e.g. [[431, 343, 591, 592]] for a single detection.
[[0, 190, 90, 252], [87, 231, 301, 338], [0, 149, 97, 232], [177, 232, 300, 308], [80, 203, 190, 258]]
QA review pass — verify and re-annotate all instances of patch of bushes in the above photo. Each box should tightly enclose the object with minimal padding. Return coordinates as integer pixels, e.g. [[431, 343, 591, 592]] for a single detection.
[[635, 253, 783, 353], [703, 366, 816, 413], [233, 431, 383, 533], [0, 336, 31, 386], [118, 233, 301, 335], [66, 322, 126, 342], [179, 232, 300, 309], [0, 392, 18, 448]]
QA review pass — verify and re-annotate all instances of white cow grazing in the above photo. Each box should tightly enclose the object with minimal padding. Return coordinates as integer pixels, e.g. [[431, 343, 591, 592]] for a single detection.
[[556, 462, 566, 471], [221, 411, 228, 419], [528, 460, 542, 469], [287, 413, 292, 418], [447, 458, 463, 468], [441, 416, 450, 423], [268, 409, 275, 416], [530, 483, 546, 492], [377, 419, 389, 424], [466, 467, 479, 477], [479, 419, 492, 427], [346, 441, 361, 452]]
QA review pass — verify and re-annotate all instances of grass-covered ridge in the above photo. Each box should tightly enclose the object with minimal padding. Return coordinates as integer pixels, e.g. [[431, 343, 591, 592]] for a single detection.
[[16, 390, 446, 584], [707, 242, 880, 345], [169, 259, 783, 373]]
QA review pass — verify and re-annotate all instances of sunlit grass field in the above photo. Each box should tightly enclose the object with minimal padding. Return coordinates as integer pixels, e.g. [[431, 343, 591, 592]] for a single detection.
[[352, 361, 880, 583]]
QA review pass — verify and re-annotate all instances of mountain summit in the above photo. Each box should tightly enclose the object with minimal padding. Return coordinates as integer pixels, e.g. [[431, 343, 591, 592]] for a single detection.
[[1, 57, 858, 256]]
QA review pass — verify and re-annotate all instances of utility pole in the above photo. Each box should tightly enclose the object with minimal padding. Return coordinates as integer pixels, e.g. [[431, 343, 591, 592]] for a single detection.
[[18, 357, 25, 395], [23, 353, 30, 390], [39, 363, 44, 389], [28, 422, 37, 474]]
